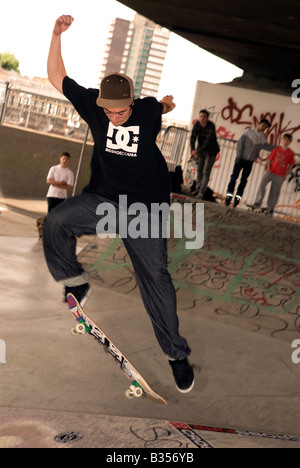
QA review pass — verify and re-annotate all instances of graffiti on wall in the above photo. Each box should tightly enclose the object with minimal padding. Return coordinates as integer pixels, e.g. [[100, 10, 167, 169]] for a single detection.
[[193, 98, 300, 201], [194, 97, 300, 147], [289, 165, 300, 193], [220, 97, 300, 145]]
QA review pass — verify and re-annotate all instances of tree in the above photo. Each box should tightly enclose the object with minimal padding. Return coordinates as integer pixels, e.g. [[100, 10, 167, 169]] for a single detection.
[[0, 52, 20, 74]]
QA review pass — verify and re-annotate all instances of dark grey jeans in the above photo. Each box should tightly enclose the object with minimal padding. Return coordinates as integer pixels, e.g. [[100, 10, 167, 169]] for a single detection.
[[196, 153, 217, 196], [43, 192, 190, 360]]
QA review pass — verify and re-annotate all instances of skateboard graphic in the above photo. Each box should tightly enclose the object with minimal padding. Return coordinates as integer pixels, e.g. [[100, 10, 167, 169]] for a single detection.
[[67, 294, 167, 405]]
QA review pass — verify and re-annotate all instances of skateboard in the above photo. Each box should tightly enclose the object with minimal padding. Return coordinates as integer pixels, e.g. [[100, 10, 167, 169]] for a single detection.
[[66, 293, 167, 405], [181, 158, 198, 195], [246, 204, 269, 215], [171, 192, 197, 204]]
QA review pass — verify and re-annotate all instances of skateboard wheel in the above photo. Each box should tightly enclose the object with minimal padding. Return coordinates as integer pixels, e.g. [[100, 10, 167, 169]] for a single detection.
[[129, 384, 143, 398], [133, 387, 143, 398], [75, 323, 86, 335], [125, 389, 134, 399], [70, 327, 77, 336]]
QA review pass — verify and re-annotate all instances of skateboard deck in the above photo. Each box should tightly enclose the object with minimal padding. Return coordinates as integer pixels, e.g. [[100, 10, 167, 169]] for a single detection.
[[67, 293, 167, 405], [171, 192, 200, 205], [246, 204, 269, 215]]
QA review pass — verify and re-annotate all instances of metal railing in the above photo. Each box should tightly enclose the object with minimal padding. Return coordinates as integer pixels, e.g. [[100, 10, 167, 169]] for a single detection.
[[181, 134, 300, 222], [158, 125, 189, 171], [0, 85, 299, 223], [1, 85, 93, 143]]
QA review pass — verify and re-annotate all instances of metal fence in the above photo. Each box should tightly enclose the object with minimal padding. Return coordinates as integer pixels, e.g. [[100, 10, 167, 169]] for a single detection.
[[0, 85, 299, 223], [1, 85, 93, 143], [158, 125, 189, 171], [180, 135, 300, 222]]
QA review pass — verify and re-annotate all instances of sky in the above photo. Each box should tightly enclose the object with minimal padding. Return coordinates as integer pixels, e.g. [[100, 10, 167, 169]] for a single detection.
[[0, 0, 243, 122]]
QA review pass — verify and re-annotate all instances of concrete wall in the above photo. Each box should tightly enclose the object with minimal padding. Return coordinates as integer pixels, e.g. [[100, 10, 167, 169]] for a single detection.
[[188, 82, 300, 221], [190, 81, 300, 153], [0, 125, 93, 200]]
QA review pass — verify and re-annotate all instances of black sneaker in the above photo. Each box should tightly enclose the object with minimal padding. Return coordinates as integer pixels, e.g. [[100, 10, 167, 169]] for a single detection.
[[65, 283, 92, 308], [234, 195, 241, 208], [169, 357, 194, 393], [225, 194, 232, 206]]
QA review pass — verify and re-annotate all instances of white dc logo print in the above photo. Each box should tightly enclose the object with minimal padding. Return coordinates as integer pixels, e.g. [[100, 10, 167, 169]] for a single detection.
[[106, 123, 140, 155]]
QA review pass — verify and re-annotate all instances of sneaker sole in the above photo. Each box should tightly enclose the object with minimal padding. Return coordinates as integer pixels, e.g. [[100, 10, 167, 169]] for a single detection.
[[80, 286, 93, 308], [176, 378, 195, 394]]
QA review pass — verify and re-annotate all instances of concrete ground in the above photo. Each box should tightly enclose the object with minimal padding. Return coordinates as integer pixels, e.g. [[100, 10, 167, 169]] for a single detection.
[[1, 202, 300, 449]]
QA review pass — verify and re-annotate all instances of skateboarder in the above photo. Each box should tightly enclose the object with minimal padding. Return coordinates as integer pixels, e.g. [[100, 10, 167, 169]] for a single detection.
[[43, 15, 194, 393], [190, 109, 220, 199]]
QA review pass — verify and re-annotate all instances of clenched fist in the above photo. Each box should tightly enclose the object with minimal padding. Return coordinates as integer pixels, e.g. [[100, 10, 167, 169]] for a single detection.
[[53, 15, 74, 35]]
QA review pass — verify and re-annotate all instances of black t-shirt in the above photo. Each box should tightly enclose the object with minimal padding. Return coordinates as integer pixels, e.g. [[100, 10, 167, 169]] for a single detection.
[[63, 76, 170, 206]]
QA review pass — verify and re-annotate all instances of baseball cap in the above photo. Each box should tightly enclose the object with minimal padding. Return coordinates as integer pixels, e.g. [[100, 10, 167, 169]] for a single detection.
[[96, 72, 134, 108]]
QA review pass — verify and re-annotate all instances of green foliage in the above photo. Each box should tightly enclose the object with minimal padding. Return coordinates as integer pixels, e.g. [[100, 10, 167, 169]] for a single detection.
[[0, 52, 20, 73]]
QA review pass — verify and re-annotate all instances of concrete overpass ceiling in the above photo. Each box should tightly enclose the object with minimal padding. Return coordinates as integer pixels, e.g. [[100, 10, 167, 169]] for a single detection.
[[117, 0, 300, 92]]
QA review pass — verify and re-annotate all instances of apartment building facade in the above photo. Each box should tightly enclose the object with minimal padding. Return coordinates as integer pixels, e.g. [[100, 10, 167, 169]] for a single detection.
[[99, 14, 170, 99]]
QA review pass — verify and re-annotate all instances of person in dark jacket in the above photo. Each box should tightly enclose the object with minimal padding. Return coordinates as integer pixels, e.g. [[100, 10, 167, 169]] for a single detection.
[[190, 109, 220, 198]]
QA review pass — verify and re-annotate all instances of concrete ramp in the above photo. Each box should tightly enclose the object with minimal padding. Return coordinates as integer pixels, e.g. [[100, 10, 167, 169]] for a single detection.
[[78, 202, 300, 342], [1, 204, 300, 448], [0, 408, 193, 449], [1, 408, 300, 448]]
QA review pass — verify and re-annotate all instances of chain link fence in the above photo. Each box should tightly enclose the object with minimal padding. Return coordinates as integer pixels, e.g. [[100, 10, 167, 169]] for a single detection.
[[0, 85, 299, 223]]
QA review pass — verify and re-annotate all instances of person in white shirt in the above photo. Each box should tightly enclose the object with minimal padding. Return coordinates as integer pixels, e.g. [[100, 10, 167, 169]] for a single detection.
[[46, 151, 74, 212]]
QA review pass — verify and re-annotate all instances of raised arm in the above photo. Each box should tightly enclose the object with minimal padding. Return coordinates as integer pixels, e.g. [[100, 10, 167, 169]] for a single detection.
[[160, 95, 176, 114], [47, 15, 74, 93]]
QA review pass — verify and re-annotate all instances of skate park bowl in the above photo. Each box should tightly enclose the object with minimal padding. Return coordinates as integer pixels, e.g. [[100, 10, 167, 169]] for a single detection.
[[1, 201, 300, 448]]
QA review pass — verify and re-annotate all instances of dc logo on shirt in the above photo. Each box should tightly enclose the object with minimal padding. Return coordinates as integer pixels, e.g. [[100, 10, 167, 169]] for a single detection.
[[106, 123, 140, 157]]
